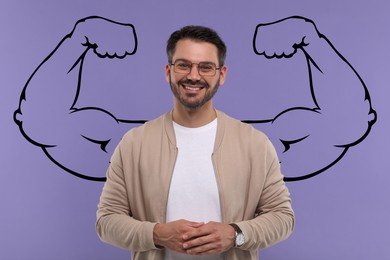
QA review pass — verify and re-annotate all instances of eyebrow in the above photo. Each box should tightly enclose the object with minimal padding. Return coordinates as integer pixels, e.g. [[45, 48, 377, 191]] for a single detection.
[[174, 58, 216, 65]]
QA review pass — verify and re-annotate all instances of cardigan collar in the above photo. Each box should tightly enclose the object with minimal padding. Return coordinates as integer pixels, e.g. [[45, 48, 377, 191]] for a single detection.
[[163, 110, 226, 152]]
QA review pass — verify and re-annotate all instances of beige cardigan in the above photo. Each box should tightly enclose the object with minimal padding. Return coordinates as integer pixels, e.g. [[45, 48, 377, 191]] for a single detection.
[[96, 110, 294, 259]]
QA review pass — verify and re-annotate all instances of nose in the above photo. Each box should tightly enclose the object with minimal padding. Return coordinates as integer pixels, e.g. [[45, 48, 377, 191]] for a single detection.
[[187, 64, 201, 80]]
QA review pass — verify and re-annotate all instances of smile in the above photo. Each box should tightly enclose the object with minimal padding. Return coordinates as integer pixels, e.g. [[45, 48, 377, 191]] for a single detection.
[[178, 79, 208, 92], [183, 85, 203, 91]]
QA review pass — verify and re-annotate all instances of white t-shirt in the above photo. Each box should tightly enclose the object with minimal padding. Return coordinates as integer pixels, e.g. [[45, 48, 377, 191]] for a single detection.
[[165, 119, 223, 260]]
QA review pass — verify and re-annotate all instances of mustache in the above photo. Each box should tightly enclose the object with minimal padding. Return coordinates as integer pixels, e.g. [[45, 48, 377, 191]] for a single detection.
[[178, 79, 208, 88]]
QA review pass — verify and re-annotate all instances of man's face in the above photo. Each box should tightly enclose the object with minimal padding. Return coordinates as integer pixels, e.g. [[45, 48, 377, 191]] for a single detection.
[[166, 39, 227, 111]]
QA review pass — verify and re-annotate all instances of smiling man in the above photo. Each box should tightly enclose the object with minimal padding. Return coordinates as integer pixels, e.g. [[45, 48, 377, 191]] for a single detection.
[[96, 25, 294, 260], [167, 38, 225, 117]]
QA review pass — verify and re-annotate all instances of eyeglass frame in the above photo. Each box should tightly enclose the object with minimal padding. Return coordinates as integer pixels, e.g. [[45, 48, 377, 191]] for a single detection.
[[170, 59, 222, 77]]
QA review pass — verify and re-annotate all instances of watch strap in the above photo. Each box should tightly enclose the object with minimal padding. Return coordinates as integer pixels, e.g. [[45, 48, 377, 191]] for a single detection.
[[229, 223, 244, 247], [229, 223, 242, 234]]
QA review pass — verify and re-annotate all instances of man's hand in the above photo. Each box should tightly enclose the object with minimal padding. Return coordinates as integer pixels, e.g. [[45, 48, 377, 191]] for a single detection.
[[153, 219, 204, 253], [182, 221, 236, 256]]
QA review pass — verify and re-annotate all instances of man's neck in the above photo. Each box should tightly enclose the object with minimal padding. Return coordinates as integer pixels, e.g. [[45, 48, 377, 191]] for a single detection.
[[172, 102, 217, 128]]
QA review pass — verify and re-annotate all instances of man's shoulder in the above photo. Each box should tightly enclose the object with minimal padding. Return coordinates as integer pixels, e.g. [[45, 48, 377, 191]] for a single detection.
[[122, 112, 169, 140], [219, 110, 267, 139]]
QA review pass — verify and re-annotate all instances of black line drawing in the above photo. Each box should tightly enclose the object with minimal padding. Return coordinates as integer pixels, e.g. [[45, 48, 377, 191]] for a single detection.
[[247, 16, 376, 181], [14, 16, 377, 182], [14, 16, 140, 181]]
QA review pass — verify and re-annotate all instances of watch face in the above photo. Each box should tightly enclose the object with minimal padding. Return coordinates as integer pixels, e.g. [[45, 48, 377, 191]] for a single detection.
[[236, 233, 245, 247]]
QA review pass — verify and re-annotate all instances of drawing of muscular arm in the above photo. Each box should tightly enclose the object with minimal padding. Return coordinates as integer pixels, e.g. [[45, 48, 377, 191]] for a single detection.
[[252, 16, 377, 181], [14, 16, 138, 181]]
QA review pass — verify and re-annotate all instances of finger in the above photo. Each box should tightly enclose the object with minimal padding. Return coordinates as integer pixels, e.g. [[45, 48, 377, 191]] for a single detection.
[[187, 221, 204, 228], [185, 240, 221, 255], [183, 230, 218, 249], [182, 226, 210, 241]]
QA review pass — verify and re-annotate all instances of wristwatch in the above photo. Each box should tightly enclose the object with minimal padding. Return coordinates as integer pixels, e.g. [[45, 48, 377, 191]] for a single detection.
[[229, 223, 245, 247]]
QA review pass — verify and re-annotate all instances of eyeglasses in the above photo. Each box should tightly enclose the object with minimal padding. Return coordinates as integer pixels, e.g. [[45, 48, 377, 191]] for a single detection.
[[170, 60, 221, 77]]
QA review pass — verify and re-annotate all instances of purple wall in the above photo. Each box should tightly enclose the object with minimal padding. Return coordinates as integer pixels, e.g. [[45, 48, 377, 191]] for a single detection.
[[1, 1, 389, 259]]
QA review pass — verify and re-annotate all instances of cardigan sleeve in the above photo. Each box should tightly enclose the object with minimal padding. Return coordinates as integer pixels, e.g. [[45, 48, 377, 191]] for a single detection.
[[237, 139, 295, 251], [96, 140, 159, 252]]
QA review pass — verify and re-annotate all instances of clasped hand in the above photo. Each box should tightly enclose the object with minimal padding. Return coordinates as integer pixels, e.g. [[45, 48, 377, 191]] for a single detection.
[[153, 219, 235, 256]]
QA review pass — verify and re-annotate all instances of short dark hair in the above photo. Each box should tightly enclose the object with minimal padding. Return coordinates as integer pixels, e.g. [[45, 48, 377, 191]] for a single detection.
[[166, 25, 227, 66]]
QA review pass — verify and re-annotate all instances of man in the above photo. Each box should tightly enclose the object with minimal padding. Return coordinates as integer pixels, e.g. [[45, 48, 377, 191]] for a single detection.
[[96, 25, 294, 259]]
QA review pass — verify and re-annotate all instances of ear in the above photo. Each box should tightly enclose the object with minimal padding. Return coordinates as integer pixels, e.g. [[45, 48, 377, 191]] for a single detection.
[[218, 65, 228, 86], [165, 64, 171, 83]]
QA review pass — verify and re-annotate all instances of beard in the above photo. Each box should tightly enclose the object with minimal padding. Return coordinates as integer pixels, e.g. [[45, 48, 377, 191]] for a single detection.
[[169, 75, 220, 111]]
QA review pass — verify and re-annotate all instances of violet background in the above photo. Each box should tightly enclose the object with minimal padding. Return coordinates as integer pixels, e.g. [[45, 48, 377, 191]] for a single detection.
[[1, 0, 389, 259]]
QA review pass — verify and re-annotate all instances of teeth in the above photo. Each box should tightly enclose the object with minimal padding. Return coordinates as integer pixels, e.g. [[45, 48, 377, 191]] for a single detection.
[[184, 86, 201, 91]]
